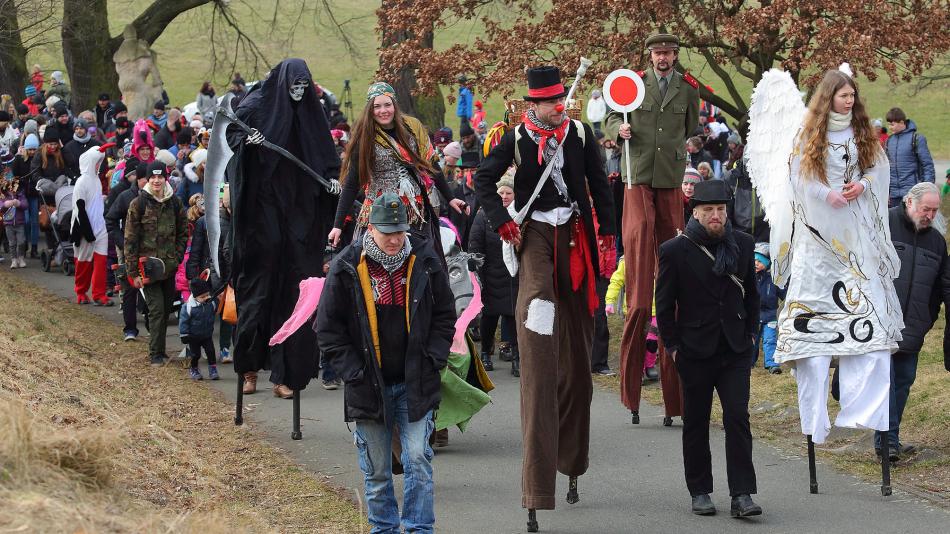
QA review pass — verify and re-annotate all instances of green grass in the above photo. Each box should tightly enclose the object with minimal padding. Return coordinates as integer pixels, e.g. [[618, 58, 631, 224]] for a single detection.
[[23, 0, 950, 155]]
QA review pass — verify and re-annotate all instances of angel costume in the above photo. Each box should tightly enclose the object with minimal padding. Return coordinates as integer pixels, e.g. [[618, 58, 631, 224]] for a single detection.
[[748, 70, 903, 444], [71, 146, 110, 305]]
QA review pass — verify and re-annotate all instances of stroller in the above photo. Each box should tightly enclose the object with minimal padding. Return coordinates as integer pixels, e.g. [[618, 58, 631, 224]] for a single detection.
[[36, 176, 75, 275]]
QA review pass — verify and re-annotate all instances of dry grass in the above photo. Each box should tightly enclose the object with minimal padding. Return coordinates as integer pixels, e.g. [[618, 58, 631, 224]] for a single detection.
[[599, 312, 950, 502], [0, 270, 367, 533]]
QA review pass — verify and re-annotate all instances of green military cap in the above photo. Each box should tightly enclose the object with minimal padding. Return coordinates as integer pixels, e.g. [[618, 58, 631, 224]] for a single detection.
[[645, 33, 680, 50], [369, 192, 410, 233]]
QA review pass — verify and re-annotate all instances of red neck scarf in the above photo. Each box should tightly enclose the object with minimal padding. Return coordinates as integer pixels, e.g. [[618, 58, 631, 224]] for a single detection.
[[521, 112, 569, 165]]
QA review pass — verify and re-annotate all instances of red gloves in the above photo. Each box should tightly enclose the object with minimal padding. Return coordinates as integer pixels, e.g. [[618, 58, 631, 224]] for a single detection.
[[498, 220, 522, 244], [598, 235, 617, 278], [98, 142, 116, 153]]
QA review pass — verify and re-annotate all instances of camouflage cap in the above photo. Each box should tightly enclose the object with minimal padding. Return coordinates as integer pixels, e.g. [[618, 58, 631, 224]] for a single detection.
[[369, 192, 410, 233], [645, 33, 680, 50]]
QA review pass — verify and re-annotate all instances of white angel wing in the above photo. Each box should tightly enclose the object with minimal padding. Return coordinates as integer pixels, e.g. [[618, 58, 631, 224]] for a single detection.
[[746, 69, 806, 287]]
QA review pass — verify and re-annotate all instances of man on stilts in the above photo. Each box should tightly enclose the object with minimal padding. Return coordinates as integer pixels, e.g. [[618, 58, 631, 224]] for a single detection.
[[474, 65, 615, 533], [604, 33, 698, 425]]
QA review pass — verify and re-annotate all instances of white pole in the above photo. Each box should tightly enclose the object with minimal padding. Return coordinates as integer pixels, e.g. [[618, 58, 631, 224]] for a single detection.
[[624, 110, 632, 189]]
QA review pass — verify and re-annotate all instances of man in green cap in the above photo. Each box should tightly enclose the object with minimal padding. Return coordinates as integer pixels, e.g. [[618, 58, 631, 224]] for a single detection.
[[316, 192, 456, 534], [604, 31, 699, 427]]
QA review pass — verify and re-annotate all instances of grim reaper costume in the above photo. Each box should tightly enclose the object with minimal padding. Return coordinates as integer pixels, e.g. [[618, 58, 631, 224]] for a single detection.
[[747, 68, 902, 496], [226, 59, 341, 392]]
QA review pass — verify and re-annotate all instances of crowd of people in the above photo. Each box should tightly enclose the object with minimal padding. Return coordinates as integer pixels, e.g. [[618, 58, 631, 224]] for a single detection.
[[0, 42, 948, 533]]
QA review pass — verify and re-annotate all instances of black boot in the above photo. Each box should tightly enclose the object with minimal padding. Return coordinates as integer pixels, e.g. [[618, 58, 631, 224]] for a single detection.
[[631, 410, 640, 424], [29, 246, 38, 259], [527, 509, 538, 532], [498, 342, 513, 362], [511, 345, 520, 377], [481, 352, 494, 371]]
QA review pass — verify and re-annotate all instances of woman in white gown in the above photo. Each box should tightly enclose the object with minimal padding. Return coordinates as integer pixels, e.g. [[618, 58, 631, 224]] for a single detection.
[[775, 69, 903, 444]]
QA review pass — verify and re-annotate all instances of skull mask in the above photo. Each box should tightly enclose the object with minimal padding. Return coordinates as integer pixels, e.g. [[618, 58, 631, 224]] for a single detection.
[[289, 78, 309, 102]]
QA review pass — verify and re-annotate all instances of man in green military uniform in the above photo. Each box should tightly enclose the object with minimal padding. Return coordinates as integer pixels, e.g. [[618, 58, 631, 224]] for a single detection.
[[604, 32, 699, 425], [124, 161, 188, 365]]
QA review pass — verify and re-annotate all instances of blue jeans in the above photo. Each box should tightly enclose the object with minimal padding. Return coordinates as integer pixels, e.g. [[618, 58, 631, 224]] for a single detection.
[[753, 322, 778, 368], [25, 197, 39, 247], [874, 351, 918, 450], [354, 383, 434, 534]]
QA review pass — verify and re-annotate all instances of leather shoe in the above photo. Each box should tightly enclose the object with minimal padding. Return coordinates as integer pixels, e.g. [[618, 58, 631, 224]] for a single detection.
[[730, 494, 762, 517], [691, 494, 716, 515], [242, 372, 258, 394], [875, 446, 900, 462], [644, 366, 659, 381], [899, 443, 917, 455], [273, 384, 294, 399]]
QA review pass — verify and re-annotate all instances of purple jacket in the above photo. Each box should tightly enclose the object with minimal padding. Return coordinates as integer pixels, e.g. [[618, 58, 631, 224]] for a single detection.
[[1, 189, 27, 226]]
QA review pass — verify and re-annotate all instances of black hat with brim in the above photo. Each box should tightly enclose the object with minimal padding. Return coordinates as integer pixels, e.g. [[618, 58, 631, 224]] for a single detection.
[[688, 179, 732, 210], [458, 150, 480, 169], [524, 66, 568, 102]]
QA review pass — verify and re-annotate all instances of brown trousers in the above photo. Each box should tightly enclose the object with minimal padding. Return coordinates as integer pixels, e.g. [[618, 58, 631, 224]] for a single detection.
[[516, 219, 594, 510], [619, 185, 684, 416]]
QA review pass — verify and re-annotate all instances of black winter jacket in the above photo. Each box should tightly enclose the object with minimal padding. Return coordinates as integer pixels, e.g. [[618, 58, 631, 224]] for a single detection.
[[316, 236, 457, 424], [185, 212, 233, 287], [468, 208, 517, 316], [888, 205, 950, 355]]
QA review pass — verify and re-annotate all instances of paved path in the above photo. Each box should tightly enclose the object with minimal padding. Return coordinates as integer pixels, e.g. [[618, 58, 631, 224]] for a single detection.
[[14, 263, 950, 534]]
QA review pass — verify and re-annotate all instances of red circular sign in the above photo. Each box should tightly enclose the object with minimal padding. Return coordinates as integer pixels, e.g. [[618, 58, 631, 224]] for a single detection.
[[602, 69, 645, 113], [609, 76, 639, 106]]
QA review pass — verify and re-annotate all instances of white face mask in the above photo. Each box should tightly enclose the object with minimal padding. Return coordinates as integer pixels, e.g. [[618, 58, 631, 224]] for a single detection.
[[289, 80, 308, 102]]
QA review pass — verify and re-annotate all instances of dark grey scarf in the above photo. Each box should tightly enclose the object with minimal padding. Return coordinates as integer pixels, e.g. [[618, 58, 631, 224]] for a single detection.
[[684, 217, 739, 277], [73, 130, 91, 144], [362, 231, 411, 273]]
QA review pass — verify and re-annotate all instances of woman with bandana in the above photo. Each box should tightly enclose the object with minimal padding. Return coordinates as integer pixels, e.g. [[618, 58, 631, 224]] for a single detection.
[[326, 82, 468, 252]]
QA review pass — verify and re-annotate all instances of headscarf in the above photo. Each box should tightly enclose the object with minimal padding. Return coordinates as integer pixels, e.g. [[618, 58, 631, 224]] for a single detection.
[[367, 82, 396, 102]]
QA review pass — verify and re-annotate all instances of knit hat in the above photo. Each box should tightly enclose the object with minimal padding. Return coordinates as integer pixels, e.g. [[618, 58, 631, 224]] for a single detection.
[[592, 89, 602, 98], [459, 122, 475, 138], [50, 71, 64, 84], [52, 100, 67, 116], [366, 81, 395, 102], [496, 168, 515, 191], [190, 148, 208, 166], [683, 167, 703, 183], [872, 118, 883, 128], [23, 134, 39, 150], [73, 119, 88, 131], [113, 102, 127, 114], [154, 101, 165, 111], [434, 127, 452, 144], [189, 119, 203, 130], [155, 149, 176, 166], [147, 160, 168, 178], [754, 243, 770, 268], [24, 85, 36, 97], [727, 132, 742, 146], [189, 278, 211, 297], [115, 117, 130, 129], [42, 128, 58, 143], [0, 111, 9, 122], [442, 142, 462, 160], [475, 100, 483, 109], [135, 162, 149, 179]]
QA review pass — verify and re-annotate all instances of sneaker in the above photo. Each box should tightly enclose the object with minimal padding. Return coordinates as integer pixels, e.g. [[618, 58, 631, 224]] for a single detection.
[[594, 368, 616, 376], [219, 348, 232, 364], [767, 366, 782, 374], [17, 257, 26, 268], [322, 378, 341, 390], [189, 367, 203, 380], [150, 354, 168, 366], [77, 294, 91, 305], [9, 259, 16, 269], [208, 365, 220, 380], [123, 331, 138, 342]]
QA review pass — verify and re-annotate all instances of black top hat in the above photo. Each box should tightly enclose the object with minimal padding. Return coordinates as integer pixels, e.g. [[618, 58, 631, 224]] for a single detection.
[[524, 66, 567, 102], [458, 150, 480, 169], [689, 180, 732, 210]]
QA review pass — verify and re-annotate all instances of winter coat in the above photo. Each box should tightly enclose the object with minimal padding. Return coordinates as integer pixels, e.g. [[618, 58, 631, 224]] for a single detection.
[[30, 149, 68, 182], [47, 83, 71, 107], [316, 235, 457, 424], [604, 70, 700, 188], [888, 205, 950, 354], [1, 190, 28, 226], [755, 269, 785, 324], [177, 162, 204, 205], [586, 96, 607, 123], [48, 119, 75, 147], [456, 87, 473, 119], [62, 138, 101, 178], [12, 154, 39, 199], [179, 297, 218, 342], [886, 120, 936, 200], [154, 124, 178, 151], [468, 208, 518, 316], [605, 256, 626, 308], [197, 92, 217, 117], [105, 184, 139, 249], [123, 183, 188, 282], [185, 212, 232, 286]]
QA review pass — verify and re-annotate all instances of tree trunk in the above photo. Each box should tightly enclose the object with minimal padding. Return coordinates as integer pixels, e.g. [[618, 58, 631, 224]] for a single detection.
[[0, 2, 29, 101], [379, 1, 445, 134], [62, 0, 117, 111], [61, 0, 212, 112]]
